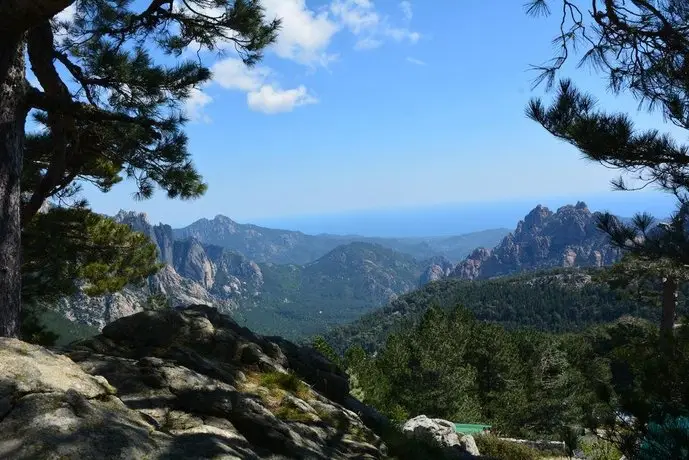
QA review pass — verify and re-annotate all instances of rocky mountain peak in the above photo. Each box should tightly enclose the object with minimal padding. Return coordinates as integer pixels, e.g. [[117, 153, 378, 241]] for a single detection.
[[419, 256, 455, 284], [450, 202, 621, 280], [575, 200, 589, 210], [521, 204, 553, 231], [114, 209, 151, 229]]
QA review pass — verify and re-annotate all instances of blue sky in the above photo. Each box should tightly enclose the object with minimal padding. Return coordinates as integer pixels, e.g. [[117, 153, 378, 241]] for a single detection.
[[68, 0, 685, 229]]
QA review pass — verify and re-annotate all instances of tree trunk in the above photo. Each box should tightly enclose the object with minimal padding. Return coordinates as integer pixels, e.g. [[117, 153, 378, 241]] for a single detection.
[[661, 276, 678, 337], [0, 35, 26, 338]]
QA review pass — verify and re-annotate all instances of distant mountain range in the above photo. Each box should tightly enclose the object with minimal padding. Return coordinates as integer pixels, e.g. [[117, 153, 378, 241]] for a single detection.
[[56, 211, 507, 338], [173, 214, 509, 264], [55, 201, 624, 341]]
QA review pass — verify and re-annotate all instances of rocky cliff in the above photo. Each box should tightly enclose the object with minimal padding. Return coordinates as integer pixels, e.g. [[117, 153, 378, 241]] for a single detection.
[[0, 306, 482, 459], [57, 212, 263, 329], [450, 202, 620, 280]]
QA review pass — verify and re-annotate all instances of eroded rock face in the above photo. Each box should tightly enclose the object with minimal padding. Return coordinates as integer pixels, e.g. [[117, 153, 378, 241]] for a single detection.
[[402, 415, 479, 459], [57, 213, 265, 330], [451, 203, 621, 280], [0, 306, 390, 460], [420, 256, 455, 284]]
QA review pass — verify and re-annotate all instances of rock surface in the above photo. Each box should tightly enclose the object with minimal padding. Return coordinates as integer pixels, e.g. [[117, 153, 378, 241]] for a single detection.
[[0, 306, 392, 459], [450, 202, 620, 280], [56, 214, 431, 338], [419, 256, 455, 284], [56, 212, 265, 330], [402, 415, 480, 459]]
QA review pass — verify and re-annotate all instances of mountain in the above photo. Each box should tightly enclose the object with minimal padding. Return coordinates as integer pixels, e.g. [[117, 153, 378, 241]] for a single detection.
[[324, 267, 674, 354], [239, 242, 426, 339], [57, 213, 429, 340], [55, 202, 619, 342], [174, 214, 508, 264], [56, 211, 262, 329], [449, 202, 621, 280]]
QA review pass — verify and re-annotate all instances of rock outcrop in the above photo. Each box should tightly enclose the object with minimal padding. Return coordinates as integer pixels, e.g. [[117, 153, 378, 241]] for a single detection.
[[57, 212, 264, 330], [419, 256, 455, 284], [0, 306, 392, 459], [402, 415, 480, 459], [450, 202, 620, 280]]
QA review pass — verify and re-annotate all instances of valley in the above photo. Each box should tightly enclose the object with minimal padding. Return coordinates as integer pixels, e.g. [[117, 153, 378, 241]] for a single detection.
[[51, 201, 633, 343]]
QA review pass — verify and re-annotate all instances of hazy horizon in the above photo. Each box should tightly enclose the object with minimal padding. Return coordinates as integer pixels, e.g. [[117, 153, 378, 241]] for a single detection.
[[137, 191, 677, 238]]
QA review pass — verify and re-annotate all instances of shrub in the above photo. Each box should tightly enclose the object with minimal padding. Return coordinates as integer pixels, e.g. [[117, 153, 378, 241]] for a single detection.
[[474, 435, 540, 460], [259, 371, 310, 399], [580, 438, 622, 460]]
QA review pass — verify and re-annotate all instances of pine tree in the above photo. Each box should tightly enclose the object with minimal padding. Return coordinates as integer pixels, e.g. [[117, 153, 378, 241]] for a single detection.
[[22, 206, 161, 305], [525, 1, 689, 335], [0, 1, 280, 337]]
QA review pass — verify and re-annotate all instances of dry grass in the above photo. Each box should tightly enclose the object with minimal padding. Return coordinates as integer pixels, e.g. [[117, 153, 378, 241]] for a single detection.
[[241, 371, 317, 422]]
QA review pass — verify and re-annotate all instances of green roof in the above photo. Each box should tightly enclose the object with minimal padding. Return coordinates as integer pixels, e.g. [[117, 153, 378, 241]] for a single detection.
[[454, 423, 491, 434]]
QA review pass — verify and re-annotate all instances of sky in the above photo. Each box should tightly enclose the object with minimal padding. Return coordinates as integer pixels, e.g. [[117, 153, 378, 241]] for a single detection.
[[57, 0, 686, 231]]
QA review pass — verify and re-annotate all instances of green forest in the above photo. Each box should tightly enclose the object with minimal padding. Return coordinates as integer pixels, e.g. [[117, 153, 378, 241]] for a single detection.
[[325, 268, 687, 353], [317, 303, 689, 459]]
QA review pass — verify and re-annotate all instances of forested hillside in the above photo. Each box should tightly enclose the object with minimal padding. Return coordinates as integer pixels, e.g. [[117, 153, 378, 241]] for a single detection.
[[239, 242, 425, 339], [325, 268, 681, 353], [325, 303, 689, 458]]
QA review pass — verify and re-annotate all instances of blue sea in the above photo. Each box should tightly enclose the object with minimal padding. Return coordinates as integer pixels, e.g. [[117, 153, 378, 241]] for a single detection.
[[252, 192, 677, 237]]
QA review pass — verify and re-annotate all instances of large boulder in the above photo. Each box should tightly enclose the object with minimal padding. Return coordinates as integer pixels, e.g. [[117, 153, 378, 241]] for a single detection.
[[0, 306, 387, 459], [402, 415, 480, 459]]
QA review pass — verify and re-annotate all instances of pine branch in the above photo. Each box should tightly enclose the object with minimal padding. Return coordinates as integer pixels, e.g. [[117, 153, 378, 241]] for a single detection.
[[26, 87, 160, 128]]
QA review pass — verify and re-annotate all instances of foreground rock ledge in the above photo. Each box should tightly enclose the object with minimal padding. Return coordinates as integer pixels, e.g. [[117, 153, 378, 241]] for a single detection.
[[0, 305, 391, 459]]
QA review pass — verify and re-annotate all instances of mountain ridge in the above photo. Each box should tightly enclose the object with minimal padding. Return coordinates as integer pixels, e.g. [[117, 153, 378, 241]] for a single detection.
[[173, 213, 508, 264], [56, 201, 624, 341], [448, 201, 621, 280]]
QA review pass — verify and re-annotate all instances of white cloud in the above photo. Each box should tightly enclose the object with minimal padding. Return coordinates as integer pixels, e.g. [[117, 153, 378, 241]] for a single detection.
[[355, 37, 383, 50], [247, 85, 318, 114], [399, 1, 413, 21], [406, 56, 426, 66], [330, 0, 421, 51], [211, 59, 270, 91], [185, 88, 213, 123], [261, 0, 340, 66], [385, 27, 420, 43], [330, 0, 379, 34], [178, 0, 419, 63], [210, 57, 317, 114], [178, 1, 423, 115]]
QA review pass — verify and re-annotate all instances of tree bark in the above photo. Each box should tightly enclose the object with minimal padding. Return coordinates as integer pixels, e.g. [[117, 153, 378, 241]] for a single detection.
[[0, 35, 26, 338], [661, 276, 678, 336]]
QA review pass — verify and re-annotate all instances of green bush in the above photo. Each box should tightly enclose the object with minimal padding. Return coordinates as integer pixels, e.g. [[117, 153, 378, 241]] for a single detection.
[[474, 435, 540, 460], [259, 371, 310, 398], [580, 438, 622, 460], [274, 404, 314, 422]]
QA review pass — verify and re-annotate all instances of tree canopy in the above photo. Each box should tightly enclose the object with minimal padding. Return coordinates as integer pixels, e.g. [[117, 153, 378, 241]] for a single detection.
[[0, 0, 281, 337], [526, 0, 689, 333]]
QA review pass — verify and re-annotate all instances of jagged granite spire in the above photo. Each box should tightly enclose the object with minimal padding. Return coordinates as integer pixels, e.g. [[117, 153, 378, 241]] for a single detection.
[[450, 203, 620, 280]]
